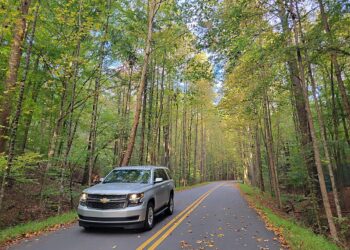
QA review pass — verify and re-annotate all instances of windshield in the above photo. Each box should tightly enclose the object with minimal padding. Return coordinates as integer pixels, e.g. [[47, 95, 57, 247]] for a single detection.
[[103, 169, 151, 184]]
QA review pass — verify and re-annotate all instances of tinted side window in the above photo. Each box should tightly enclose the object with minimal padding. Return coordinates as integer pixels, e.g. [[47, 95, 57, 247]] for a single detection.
[[153, 170, 161, 181], [160, 169, 169, 180], [153, 169, 169, 181], [165, 169, 172, 180]]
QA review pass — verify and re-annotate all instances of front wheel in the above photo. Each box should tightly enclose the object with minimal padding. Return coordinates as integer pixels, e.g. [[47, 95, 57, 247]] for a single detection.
[[143, 202, 154, 230], [166, 194, 174, 215]]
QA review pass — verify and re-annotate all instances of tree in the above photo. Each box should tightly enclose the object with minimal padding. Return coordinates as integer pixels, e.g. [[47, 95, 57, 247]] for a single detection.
[[121, 0, 163, 166], [0, 0, 32, 211]]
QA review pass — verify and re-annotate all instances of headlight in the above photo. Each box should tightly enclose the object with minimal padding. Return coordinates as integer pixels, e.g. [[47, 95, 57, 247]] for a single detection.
[[127, 193, 144, 206], [79, 193, 87, 206]]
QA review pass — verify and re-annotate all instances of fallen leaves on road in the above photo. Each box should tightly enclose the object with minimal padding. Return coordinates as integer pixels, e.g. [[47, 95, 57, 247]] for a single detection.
[[217, 233, 224, 238], [236, 184, 289, 249]]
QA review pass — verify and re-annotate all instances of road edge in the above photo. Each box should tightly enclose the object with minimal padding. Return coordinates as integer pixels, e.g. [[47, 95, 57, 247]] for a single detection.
[[237, 183, 341, 250]]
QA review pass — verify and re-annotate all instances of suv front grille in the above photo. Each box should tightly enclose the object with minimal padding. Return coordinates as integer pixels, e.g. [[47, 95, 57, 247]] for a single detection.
[[86, 194, 127, 210], [86, 201, 126, 210], [87, 194, 127, 199]]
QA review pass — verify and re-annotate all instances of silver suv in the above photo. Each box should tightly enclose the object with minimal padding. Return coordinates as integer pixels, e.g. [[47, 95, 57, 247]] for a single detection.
[[78, 166, 175, 230]]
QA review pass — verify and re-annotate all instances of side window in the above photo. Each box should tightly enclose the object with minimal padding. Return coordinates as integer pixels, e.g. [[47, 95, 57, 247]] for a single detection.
[[153, 169, 169, 182], [153, 170, 160, 182], [165, 169, 172, 180], [160, 169, 169, 180]]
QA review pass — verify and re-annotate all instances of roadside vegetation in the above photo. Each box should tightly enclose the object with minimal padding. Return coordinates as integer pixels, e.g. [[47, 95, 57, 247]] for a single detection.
[[239, 184, 341, 250], [0, 211, 77, 246]]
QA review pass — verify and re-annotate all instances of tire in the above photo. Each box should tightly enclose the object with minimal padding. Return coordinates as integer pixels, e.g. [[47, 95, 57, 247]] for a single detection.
[[166, 193, 174, 215], [143, 201, 155, 230]]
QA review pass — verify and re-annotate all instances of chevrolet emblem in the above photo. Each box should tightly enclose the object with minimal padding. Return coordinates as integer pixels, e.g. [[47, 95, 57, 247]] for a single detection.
[[100, 198, 110, 204]]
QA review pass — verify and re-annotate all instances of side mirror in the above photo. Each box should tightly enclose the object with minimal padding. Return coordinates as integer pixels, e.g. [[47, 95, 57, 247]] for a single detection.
[[100, 178, 105, 183], [154, 177, 163, 183]]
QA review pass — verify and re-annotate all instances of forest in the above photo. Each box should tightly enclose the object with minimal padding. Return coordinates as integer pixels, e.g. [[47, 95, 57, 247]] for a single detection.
[[0, 0, 349, 247]]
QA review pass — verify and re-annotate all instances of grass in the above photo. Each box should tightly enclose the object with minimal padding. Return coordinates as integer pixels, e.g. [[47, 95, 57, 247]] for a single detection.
[[175, 181, 210, 192], [239, 183, 341, 250], [0, 211, 77, 246]]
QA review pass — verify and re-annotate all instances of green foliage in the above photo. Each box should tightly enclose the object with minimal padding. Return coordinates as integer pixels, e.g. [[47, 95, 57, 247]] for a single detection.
[[0, 152, 42, 184]]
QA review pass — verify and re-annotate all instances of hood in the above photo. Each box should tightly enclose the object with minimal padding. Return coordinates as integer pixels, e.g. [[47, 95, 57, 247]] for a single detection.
[[83, 182, 151, 195]]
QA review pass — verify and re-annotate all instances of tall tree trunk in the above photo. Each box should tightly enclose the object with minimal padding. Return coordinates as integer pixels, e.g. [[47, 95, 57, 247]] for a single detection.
[[200, 109, 205, 182], [139, 79, 148, 165], [21, 56, 41, 153], [83, 0, 111, 185], [0, 0, 31, 210], [290, 6, 339, 239], [174, 95, 179, 184], [255, 122, 264, 191], [294, 2, 342, 219], [181, 85, 187, 184], [193, 110, 199, 183], [145, 60, 155, 164], [156, 55, 165, 164], [263, 94, 282, 208], [187, 108, 193, 183], [1, 0, 39, 210], [163, 80, 171, 168], [58, 0, 83, 212], [121, 0, 161, 166], [277, 0, 320, 202]]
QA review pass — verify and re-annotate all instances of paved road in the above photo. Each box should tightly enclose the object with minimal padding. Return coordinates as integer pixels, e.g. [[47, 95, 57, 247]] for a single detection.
[[9, 182, 282, 250]]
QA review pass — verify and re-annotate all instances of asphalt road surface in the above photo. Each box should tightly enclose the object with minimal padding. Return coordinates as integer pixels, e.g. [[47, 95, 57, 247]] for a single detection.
[[9, 182, 283, 250]]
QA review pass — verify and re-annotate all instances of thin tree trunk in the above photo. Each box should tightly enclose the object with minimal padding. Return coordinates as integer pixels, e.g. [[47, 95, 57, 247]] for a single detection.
[[255, 122, 264, 191], [187, 108, 193, 183], [157, 55, 166, 164], [263, 94, 282, 208], [163, 79, 171, 168], [139, 79, 148, 165], [21, 56, 41, 153], [193, 110, 199, 183], [200, 109, 205, 182], [294, 2, 342, 219], [145, 61, 155, 164], [181, 85, 187, 184], [174, 95, 179, 184], [58, 0, 83, 212], [291, 6, 339, 239], [121, 0, 161, 166], [0, 0, 31, 156], [277, 0, 320, 201], [0, 0, 39, 211], [84, 0, 111, 185]]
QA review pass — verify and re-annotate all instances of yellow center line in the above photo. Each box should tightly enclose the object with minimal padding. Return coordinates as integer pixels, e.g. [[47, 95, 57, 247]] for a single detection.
[[147, 185, 220, 250], [136, 183, 223, 250]]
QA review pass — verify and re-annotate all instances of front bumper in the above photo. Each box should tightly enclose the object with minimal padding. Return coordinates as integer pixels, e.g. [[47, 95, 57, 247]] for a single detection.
[[77, 203, 147, 228]]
